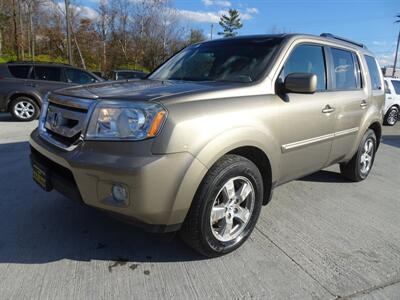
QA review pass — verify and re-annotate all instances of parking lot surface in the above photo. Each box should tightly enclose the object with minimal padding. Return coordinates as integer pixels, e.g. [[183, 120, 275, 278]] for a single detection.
[[0, 112, 399, 299]]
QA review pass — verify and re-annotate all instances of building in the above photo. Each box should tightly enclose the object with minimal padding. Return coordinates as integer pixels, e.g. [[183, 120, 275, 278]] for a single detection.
[[382, 67, 400, 78]]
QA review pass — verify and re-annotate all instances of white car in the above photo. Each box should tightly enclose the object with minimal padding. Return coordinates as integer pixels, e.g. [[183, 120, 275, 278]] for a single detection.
[[383, 77, 400, 126]]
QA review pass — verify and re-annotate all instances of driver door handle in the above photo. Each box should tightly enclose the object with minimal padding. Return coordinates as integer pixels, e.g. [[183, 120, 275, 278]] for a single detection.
[[360, 100, 368, 108], [322, 104, 335, 114]]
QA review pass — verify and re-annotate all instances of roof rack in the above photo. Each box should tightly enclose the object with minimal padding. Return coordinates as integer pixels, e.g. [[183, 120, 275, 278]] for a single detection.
[[320, 33, 367, 49], [7, 61, 71, 66]]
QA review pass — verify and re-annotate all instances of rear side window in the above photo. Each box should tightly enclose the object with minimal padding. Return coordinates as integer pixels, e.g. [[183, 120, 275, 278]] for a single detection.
[[365, 55, 382, 90], [330, 48, 359, 90], [8, 65, 31, 79], [34, 66, 62, 82], [391, 80, 400, 95], [65, 68, 96, 84], [279, 44, 327, 90]]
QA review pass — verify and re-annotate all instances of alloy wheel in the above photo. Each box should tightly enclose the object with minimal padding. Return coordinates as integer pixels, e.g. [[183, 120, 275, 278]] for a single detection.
[[210, 176, 255, 242], [360, 138, 374, 175], [14, 101, 35, 120], [387, 109, 398, 125]]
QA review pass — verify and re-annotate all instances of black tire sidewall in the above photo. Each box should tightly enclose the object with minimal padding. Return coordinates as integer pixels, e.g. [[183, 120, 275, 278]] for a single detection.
[[355, 130, 377, 180], [198, 157, 263, 255], [10, 97, 40, 122]]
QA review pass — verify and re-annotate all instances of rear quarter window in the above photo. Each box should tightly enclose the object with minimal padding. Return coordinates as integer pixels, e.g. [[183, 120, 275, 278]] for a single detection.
[[8, 65, 31, 79], [365, 55, 382, 90]]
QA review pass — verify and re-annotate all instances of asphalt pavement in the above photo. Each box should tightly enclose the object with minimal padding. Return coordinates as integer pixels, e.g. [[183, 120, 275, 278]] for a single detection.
[[0, 112, 399, 299]]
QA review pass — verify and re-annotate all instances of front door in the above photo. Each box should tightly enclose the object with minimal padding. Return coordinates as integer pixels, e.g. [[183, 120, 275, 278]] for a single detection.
[[275, 44, 335, 183]]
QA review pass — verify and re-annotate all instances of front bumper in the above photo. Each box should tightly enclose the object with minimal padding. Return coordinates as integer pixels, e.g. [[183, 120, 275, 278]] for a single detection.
[[29, 129, 206, 233]]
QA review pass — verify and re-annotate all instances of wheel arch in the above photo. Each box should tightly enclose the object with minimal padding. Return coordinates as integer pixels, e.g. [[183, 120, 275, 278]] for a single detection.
[[6, 92, 41, 112], [368, 121, 382, 148]]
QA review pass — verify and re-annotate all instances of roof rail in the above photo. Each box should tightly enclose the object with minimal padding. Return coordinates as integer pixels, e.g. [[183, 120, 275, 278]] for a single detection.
[[320, 33, 367, 49], [7, 61, 71, 66]]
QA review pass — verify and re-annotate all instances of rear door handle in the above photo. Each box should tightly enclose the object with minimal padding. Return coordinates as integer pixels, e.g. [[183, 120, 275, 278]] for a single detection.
[[360, 100, 368, 108], [322, 105, 335, 114]]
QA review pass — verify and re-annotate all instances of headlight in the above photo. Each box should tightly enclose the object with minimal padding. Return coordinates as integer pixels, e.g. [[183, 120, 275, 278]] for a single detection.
[[86, 102, 167, 140]]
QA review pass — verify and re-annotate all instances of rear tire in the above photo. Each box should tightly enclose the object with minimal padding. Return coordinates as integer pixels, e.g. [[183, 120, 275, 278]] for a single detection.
[[384, 106, 398, 126], [180, 154, 264, 257], [10, 96, 40, 122], [340, 129, 377, 182]]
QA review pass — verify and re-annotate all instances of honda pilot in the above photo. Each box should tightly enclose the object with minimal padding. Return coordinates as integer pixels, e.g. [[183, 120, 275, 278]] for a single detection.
[[29, 33, 384, 257]]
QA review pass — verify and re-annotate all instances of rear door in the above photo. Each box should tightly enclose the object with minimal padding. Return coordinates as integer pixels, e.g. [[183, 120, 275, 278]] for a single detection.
[[327, 47, 368, 163]]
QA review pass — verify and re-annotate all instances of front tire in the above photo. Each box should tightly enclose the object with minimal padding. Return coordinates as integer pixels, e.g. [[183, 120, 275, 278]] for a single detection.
[[384, 106, 399, 126], [180, 154, 264, 257], [10, 96, 40, 122], [340, 129, 377, 182]]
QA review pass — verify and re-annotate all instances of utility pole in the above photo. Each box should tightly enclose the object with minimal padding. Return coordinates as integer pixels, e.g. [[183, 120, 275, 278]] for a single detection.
[[393, 14, 400, 77], [210, 23, 213, 40], [65, 0, 73, 65]]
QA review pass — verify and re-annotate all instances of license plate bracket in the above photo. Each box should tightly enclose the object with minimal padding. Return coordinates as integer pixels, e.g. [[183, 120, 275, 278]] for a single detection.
[[32, 162, 52, 191]]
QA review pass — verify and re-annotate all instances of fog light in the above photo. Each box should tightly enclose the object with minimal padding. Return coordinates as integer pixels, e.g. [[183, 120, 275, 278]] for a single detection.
[[111, 184, 128, 203]]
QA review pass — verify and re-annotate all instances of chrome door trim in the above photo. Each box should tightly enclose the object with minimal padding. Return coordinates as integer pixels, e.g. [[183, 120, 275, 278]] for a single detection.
[[281, 127, 359, 153]]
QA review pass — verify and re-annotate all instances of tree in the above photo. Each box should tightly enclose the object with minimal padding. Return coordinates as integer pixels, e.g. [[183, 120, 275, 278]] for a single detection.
[[218, 9, 242, 38], [187, 29, 206, 45]]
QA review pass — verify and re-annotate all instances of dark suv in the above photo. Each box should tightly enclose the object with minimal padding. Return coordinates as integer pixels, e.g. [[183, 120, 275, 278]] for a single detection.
[[0, 62, 103, 121]]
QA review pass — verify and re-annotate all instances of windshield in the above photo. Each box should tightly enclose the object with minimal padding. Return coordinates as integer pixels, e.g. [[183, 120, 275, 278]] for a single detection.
[[149, 37, 283, 83]]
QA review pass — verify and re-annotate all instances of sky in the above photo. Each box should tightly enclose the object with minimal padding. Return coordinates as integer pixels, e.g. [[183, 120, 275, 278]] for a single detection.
[[79, 0, 400, 67]]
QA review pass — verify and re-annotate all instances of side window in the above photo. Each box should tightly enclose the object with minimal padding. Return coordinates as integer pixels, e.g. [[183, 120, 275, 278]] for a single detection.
[[365, 55, 382, 90], [384, 80, 391, 94], [65, 68, 96, 84], [8, 65, 31, 79], [330, 48, 358, 90], [391, 80, 400, 95], [279, 44, 326, 91], [34, 66, 62, 82]]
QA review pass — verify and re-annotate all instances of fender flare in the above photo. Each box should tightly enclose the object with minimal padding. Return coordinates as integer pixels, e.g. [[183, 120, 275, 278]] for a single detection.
[[167, 127, 281, 226]]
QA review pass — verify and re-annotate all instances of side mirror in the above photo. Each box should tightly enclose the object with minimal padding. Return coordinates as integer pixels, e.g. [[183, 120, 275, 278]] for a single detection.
[[284, 73, 317, 94]]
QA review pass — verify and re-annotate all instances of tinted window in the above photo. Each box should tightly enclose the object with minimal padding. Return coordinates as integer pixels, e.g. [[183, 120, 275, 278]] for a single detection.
[[149, 37, 282, 83], [279, 44, 326, 90], [365, 55, 382, 90], [331, 48, 358, 90], [117, 71, 144, 80], [391, 80, 400, 95], [34, 66, 62, 81], [384, 80, 391, 94], [65, 68, 96, 84], [8, 65, 31, 79]]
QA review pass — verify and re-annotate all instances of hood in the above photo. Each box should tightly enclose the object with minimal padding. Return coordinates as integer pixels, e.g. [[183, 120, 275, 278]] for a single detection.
[[53, 79, 241, 102]]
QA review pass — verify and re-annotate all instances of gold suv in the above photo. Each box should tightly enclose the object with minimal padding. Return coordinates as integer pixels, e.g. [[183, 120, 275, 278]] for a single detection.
[[29, 33, 385, 257]]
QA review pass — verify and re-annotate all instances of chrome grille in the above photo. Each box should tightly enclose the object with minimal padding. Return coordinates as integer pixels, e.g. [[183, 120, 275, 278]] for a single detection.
[[40, 94, 95, 150]]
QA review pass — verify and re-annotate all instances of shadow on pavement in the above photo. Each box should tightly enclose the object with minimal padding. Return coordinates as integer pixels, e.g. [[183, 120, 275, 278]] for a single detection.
[[382, 135, 400, 149], [0, 113, 14, 122], [0, 141, 204, 265], [298, 169, 350, 183]]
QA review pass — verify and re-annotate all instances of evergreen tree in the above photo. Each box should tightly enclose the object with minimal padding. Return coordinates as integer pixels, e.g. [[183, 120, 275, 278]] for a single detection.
[[218, 9, 243, 38]]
